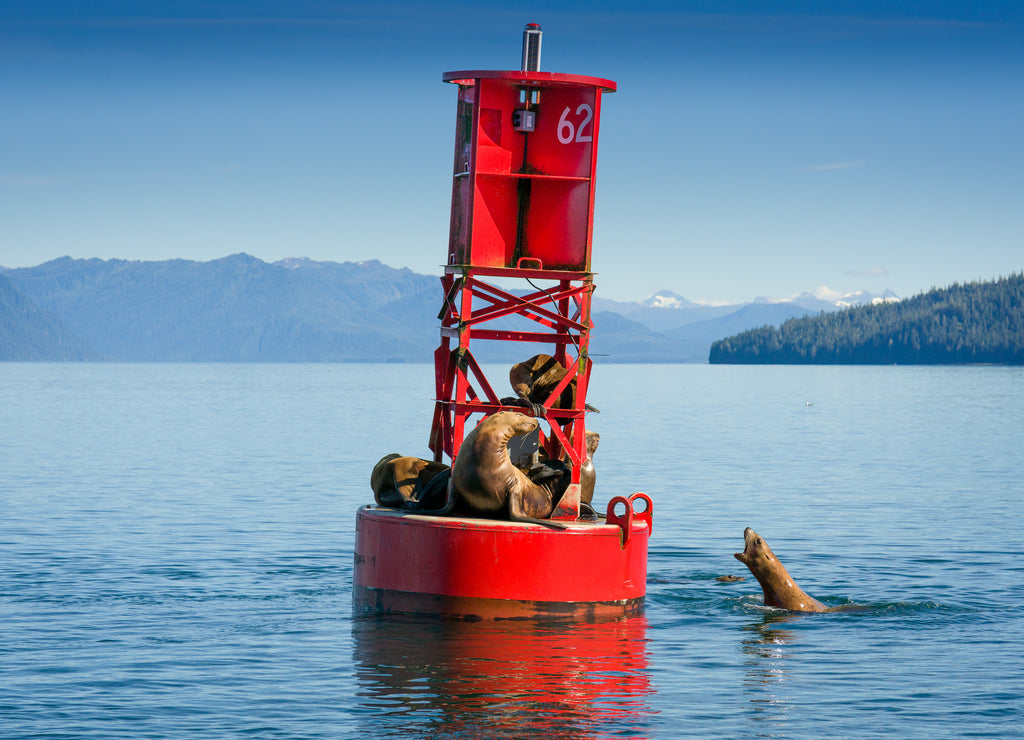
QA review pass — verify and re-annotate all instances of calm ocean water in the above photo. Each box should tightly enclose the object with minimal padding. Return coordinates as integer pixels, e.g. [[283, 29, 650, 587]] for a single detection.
[[2, 362, 1022, 739]]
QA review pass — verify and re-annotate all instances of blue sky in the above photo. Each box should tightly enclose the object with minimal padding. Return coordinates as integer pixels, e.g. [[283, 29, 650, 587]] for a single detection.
[[2, 1, 1021, 303]]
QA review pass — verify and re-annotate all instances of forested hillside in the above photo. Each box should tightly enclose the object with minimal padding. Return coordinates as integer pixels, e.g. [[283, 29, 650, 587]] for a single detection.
[[0, 273, 96, 360], [5, 254, 439, 362], [709, 274, 1024, 365]]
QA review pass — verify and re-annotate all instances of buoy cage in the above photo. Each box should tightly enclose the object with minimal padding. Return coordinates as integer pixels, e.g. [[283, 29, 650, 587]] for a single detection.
[[353, 493, 652, 620]]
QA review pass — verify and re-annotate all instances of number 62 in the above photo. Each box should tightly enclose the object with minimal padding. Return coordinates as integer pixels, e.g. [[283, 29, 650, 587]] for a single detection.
[[556, 104, 594, 144]]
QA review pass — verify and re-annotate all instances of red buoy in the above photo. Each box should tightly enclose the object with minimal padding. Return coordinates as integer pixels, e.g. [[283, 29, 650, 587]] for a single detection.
[[354, 494, 652, 619], [353, 26, 651, 619]]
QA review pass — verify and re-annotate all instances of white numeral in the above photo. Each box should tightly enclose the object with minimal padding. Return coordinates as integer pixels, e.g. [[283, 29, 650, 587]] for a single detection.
[[556, 104, 594, 144]]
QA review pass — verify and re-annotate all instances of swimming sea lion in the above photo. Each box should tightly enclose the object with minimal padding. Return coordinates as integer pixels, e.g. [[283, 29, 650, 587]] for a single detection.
[[370, 453, 450, 509], [451, 411, 570, 525], [734, 527, 829, 613]]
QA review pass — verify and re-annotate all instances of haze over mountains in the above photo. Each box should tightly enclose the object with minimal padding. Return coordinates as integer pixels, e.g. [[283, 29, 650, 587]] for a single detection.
[[0, 254, 897, 363]]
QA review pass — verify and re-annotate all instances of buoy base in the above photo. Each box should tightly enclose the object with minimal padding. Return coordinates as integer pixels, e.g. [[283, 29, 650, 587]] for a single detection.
[[353, 497, 652, 620], [353, 585, 644, 621]]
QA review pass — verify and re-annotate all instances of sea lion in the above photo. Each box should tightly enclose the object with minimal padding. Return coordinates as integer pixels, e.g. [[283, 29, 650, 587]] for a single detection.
[[734, 527, 829, 613], [503, 354, 598, 418], [370, 453, 450, 509], [579, 430, 600, 506], [451, 411, 570, 524]]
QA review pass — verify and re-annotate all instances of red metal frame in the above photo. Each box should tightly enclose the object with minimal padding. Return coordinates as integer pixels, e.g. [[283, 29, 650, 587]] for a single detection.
[[429, 267, 594, 502]]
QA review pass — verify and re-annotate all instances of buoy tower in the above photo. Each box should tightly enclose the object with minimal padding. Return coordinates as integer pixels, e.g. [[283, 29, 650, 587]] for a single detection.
[[354, 25, 652, 619]]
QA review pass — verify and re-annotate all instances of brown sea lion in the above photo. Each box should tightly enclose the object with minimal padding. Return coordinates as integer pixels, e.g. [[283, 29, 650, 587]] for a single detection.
[[734, 527, 829, 613], [505, 354, 598, 417], [451, 411, 570, 525], [370, 453, 450, 509], [579, 430, 600, 505], [510, 354, 573, 413]]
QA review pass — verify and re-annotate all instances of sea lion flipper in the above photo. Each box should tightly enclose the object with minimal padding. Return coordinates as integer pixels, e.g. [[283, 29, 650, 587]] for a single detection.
[[406, 471, 457, 515], [508, 491, 570, 529], [515, 516, 570, 530]]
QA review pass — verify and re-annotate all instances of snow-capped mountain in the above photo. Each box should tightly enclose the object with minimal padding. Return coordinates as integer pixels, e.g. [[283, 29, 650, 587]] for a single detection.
[[639, 290, 699, 310], [596, 286, 900, 326], [589, 285, 903, 359], [755, 287, 901, 310]]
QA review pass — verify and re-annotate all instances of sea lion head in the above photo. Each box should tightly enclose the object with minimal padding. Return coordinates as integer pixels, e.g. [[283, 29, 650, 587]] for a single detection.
[[370, 454, 402, 494], [734, 527, 776, 569]]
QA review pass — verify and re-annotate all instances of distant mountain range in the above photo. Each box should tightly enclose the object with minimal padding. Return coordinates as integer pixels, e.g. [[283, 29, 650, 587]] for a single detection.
[[0, 254, 898, 363]]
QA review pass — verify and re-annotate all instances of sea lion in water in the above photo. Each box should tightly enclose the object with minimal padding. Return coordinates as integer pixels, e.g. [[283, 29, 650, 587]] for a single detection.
[[451, 411, 570, 524], [370, 454, 450, 509], [734, 527, 829, 613]]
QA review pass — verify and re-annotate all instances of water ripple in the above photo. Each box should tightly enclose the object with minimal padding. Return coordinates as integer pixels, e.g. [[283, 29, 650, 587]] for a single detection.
[[2, 363, 1023, 739]]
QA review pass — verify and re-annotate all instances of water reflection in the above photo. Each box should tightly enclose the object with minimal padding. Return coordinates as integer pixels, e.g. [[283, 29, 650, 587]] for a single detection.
[[741, 613, 800, 733], [352, 614, 654, 739]]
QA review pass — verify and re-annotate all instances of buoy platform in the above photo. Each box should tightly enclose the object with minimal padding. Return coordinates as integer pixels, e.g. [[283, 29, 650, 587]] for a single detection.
[[353, 493, 652, 620]]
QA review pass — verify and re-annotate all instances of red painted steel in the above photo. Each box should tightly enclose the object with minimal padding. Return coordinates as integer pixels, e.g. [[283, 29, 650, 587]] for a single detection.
[[429, 270, 595, 467], [353, 499, 651, 619], [443, 71, 614, 271]]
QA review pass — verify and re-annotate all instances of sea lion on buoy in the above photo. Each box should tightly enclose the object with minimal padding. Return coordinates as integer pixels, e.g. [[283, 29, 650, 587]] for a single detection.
[[534, 428, 600, 518], [503, 354, 598, 418], [451, 411, 571, 525], [734, 527, 829, 613], [370, 454, 450, 509], [579, 430, 600, 506]]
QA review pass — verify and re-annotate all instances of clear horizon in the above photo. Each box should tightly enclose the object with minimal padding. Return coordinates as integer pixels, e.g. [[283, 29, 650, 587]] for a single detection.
[[2, 1, 1021, 304]]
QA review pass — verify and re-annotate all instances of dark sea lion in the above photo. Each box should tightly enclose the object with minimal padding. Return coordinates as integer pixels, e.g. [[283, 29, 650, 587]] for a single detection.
[[716, 575, 744, 583], [370, 454, 450, 509], [532, 428, 599, 516], [734, 527, 829, 613], [451, 411, 570, 525]]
